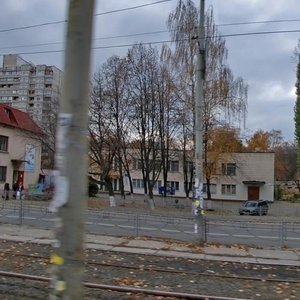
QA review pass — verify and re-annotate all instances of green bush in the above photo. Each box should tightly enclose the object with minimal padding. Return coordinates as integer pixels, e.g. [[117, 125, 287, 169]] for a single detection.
[[89, 182, 99, 197], [274, 185, 283, 201]]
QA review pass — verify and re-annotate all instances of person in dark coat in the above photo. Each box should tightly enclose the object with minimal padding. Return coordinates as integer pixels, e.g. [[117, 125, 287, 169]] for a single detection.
[[2, 183, 10, 200], [12, 181, 18, 199]]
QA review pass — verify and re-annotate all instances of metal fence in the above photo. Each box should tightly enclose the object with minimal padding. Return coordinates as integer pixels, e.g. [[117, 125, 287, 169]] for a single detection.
[[0, 199, 299, 248]]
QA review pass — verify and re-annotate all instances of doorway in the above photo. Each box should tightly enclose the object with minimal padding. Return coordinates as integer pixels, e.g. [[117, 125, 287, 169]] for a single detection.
[[13, 170, 24, 186], [247, 186, 259, 200]]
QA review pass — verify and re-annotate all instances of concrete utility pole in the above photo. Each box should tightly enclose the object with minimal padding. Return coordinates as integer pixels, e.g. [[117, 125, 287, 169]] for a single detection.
[[49, 0, 95, 299], [194, 0, 206, 242]]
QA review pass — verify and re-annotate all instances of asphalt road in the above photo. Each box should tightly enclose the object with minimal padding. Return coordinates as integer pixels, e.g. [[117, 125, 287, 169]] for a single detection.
[[1, 201, 299, 248]]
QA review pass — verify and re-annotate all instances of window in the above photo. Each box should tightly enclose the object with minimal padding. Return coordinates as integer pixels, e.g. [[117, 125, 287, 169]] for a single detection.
[[0, 135, 8, 152], [132, 178, 144, 189], [185, 161, 194, 174], [203, 183, 216, 194], [221, 184, 236, 195], [168, 160, 179, 172], [166, 181, 179, 191], [133, 159, 143, 170], [0, 166, 7, 182], [222, 163, 236, 176]]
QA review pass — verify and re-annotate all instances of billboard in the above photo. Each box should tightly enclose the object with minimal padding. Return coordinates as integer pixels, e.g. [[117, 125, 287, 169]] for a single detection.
[[24, 144, 36, 172]]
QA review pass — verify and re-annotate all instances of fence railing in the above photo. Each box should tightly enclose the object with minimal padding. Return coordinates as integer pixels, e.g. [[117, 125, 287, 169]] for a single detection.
[[0, 199, 299, 248]]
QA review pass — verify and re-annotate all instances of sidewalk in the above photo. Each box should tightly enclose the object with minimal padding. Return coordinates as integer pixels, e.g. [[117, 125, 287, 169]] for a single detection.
[[0, 223, 299, 266]]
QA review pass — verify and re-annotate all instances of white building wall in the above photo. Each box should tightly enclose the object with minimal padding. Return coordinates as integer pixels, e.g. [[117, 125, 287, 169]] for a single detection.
[[128, 152, 275, 202], [0, 126, 41, 190]]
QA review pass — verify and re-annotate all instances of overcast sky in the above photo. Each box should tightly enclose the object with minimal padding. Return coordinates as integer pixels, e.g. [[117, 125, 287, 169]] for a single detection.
[[0, 0, 299, 142]]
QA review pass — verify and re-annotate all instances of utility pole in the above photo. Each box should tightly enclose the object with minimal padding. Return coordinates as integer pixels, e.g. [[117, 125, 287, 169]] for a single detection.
[[193, 0, 205, 243], [49, 1, 95, 299]]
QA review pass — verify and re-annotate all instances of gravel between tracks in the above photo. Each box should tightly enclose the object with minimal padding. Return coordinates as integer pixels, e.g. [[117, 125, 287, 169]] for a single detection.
[[0, 240, 299, 299]]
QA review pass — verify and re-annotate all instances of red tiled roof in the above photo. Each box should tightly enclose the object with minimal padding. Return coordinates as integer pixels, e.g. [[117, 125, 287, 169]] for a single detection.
[[0, 104, 43, 134]]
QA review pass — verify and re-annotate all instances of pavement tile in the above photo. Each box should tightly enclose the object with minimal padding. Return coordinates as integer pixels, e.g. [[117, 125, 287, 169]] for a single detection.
[[126, 240, 167, 249], [169, 245, 191, 252], [256, 258, 300, 266], [112, 246, 157, 255], [249, 249, 299, 260], [0, 235, 33, 242], [33, 238, 53, 245], [204, 254, 257, 264], [85, 243, 113, 251], [156, 250, 205, 259], [203, 247, 248, 257], [86, 235, 126, 245]]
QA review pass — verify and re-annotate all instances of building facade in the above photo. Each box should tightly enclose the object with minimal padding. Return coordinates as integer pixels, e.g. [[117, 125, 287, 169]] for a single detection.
[[0, 54, 63, 125], [0, 105, 42, 192], [127, 152, 275, 202]]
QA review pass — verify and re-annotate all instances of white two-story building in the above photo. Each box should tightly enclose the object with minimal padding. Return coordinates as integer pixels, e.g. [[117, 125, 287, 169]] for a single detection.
[[0, 104, 42, 191], [128, 152, 275, 202]]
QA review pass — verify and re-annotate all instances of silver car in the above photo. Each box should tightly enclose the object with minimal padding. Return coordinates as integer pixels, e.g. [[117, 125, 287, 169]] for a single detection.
[[239, 200, 269, 216]]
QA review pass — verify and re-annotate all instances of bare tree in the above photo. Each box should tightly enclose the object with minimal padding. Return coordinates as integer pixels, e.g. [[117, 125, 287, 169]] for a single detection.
[[165, 0, 248, 199], [126, 44, 164, 209]]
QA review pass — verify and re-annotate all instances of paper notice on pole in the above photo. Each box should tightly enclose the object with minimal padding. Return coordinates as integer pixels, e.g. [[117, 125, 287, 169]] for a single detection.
[[48, 113, 72, 212], [49, 174, 69, 213], [55, 113, 73, 171]]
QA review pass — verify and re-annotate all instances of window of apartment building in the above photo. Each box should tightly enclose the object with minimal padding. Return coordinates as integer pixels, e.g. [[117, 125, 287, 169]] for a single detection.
[[150, 180, 162, 190], [0, 135, 8, 152], [0, 166, 7, 182], [221, 184, 236, 195], [203, 183, 217, 194], [168, 160, 179, 172], [185, 161, 194, 173], [133, 159, 143, 170], [132, 178, 144, 189], [166, 181, 179, 191], [150, 159, 161, 171], [222, 163, 236, 176]]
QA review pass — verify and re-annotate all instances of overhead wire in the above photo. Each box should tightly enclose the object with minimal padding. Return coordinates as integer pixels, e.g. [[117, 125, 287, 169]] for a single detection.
[[0, 0, 172, 33], [2, 28, 300, 56], [2, 17, 300, 51]]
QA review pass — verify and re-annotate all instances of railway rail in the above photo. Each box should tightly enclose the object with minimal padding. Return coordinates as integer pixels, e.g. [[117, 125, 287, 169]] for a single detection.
[[0, 241, 299, 299], [1, 249, 300, 285]]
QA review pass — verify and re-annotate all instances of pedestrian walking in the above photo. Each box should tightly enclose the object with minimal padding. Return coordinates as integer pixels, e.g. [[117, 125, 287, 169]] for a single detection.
[[16, 182, 24, 200], [12, 181, 18, 199], [2, 183, 10, 200]]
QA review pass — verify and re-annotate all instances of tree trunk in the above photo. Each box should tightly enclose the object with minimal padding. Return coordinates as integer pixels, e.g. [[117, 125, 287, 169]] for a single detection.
[[107, 180, 116, 207]]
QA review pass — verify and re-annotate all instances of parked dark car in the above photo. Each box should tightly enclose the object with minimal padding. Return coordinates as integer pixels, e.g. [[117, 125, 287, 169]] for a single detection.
[[239, 200, 269, 216]]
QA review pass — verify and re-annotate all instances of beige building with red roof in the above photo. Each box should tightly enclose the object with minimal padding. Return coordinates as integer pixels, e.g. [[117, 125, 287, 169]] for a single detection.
[[0, 104, 42, 192]]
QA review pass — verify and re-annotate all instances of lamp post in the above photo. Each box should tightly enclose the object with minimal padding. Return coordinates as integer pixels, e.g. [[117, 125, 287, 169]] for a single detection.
[[193, 0, 206, 243]]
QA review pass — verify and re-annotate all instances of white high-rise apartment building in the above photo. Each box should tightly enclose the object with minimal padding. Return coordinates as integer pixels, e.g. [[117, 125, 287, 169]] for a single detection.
[[0, 54, 63, 125]]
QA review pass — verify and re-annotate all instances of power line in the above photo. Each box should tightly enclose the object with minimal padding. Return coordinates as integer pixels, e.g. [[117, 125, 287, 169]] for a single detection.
[[0, 0, 172, 33], [1, 28, 300, 57], [0, 30, 170, 51], [2, 17, 300, 51], [218, 18, 300, 27]]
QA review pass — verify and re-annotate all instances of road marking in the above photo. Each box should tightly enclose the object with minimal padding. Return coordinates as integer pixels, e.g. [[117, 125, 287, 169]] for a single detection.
[[139, 227, 157, 231], [161, 229, 180, 233], [96, 223, 115, 227], [118, 225, 134, 229]]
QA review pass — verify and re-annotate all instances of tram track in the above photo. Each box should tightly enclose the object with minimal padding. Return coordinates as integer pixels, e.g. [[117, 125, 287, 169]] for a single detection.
[[1, 249, 300, 285]]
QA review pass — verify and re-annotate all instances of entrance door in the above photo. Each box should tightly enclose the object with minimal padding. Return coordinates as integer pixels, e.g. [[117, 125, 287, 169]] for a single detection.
[[13, 170, 24, 185], [248, 186, 259, 200]]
